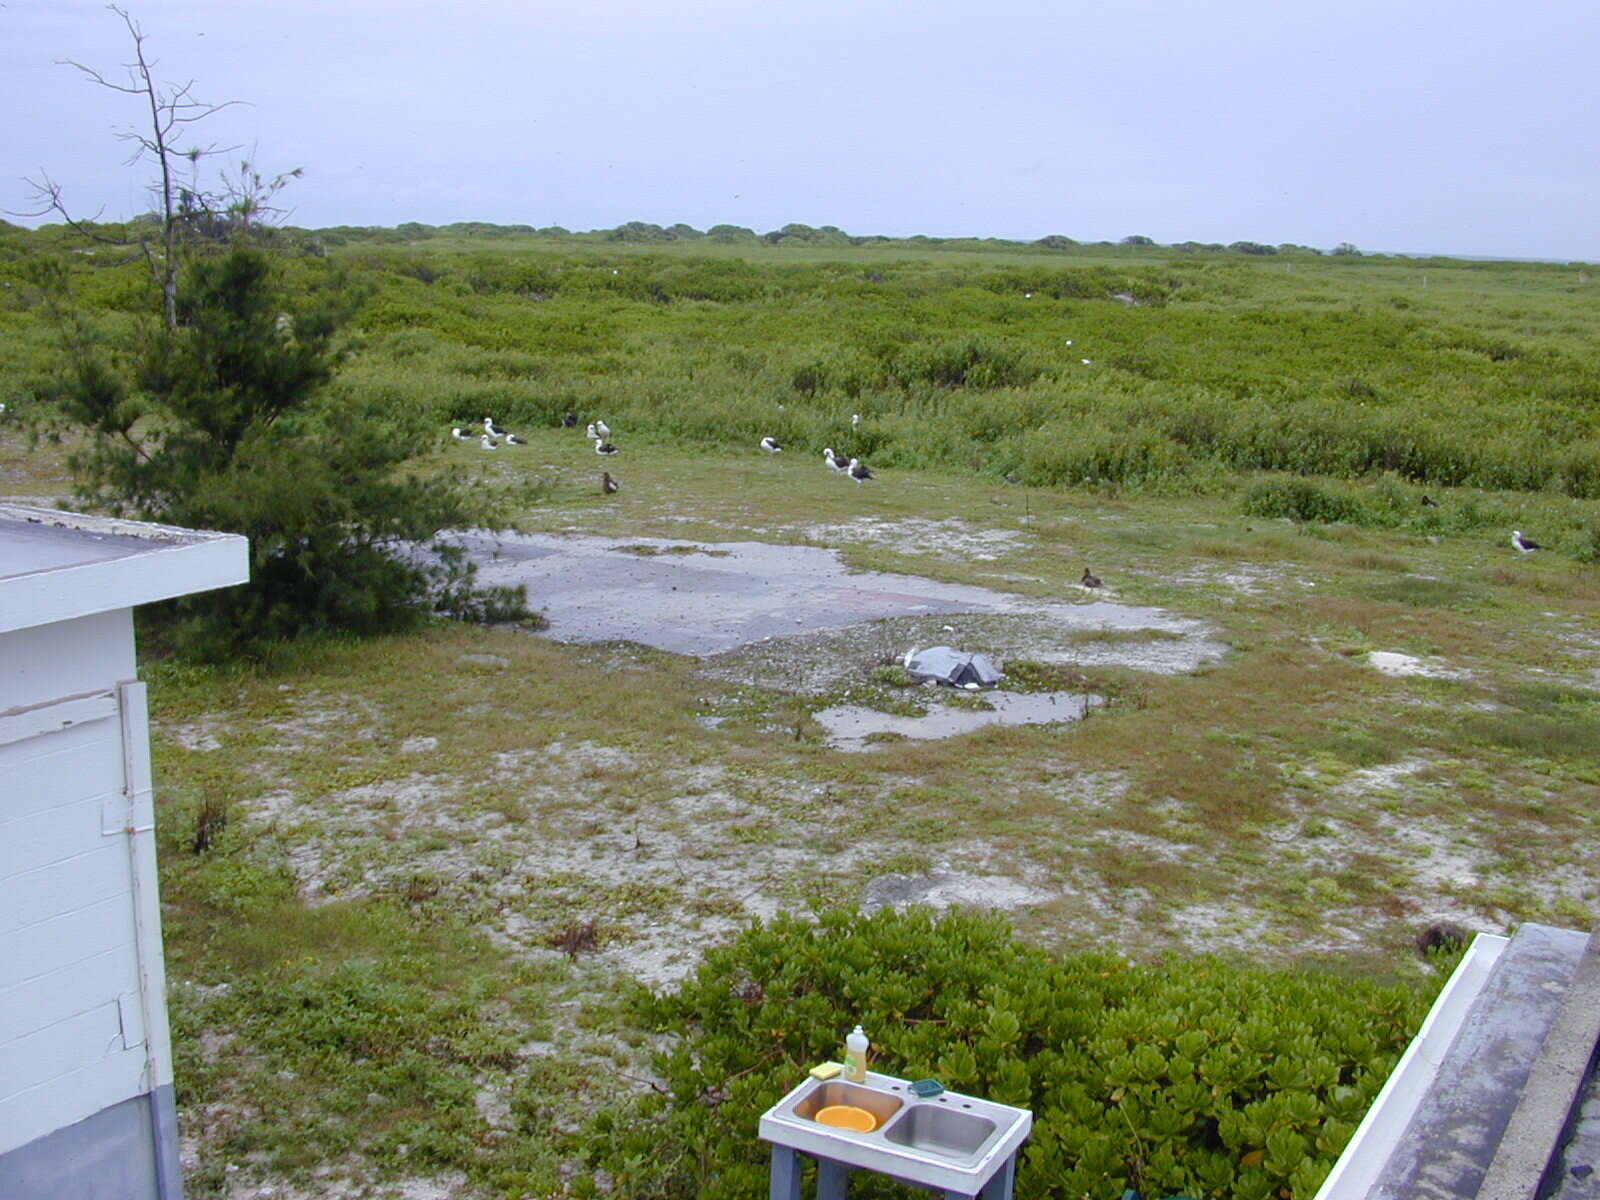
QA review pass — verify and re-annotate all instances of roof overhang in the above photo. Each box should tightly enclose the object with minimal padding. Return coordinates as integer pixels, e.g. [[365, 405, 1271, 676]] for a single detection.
[[0, 504, 249, 635]]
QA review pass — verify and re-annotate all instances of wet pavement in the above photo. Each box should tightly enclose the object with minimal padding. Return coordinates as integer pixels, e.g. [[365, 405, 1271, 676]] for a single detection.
[[445, 531, 1217, 663]]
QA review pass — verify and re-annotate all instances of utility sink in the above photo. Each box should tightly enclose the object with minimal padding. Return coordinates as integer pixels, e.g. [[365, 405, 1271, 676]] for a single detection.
[[759, 1070, 1032, 1195]]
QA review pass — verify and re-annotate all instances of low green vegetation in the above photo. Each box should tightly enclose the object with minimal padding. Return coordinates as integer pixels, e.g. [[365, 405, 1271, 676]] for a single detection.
[[591, 908, 1450, 1200]]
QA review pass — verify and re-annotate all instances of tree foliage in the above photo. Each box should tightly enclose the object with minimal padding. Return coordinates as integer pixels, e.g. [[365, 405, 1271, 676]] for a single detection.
[[39, 245, 523, 657]]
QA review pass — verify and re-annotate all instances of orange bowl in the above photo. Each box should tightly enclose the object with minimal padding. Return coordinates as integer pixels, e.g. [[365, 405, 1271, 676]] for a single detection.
[[814, 1104, 877, 1132]]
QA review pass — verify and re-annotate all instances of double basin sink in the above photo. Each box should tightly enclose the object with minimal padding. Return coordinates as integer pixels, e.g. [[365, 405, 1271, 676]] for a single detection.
[[758, 1070, 1032, 1194]]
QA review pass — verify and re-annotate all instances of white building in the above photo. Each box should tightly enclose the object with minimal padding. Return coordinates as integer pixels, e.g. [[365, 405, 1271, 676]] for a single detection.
[[1, 503, 247, 1199]]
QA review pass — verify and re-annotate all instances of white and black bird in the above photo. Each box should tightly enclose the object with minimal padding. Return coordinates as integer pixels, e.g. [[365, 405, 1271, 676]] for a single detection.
[[760, 436, 783, 454], [823, 448, 847, 474], [847, 458, 874, 485], [1081, 567, 1103, 589], [1421, 494, 1438, 508], [851, 413, 861, 429], [594, 437, 619, 456], [1511, 530, 1541, 554], [595, 419, 611, 438], [504, 432, 526, 445], [601, 472, 619, 494], [451, 426, 473, 441], [561, 411, 577, 428], [484, 417, 508, 438], [480, 433, 499, 450]]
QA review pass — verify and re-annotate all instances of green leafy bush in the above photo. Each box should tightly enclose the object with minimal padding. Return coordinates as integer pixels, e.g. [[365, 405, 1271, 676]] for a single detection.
[[1242, 480, 1368, 525], [584, 908, 1441, 1200]]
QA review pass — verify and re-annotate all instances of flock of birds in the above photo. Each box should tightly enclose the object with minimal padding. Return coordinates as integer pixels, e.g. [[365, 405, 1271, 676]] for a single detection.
[[447, 414, 1553, 558]]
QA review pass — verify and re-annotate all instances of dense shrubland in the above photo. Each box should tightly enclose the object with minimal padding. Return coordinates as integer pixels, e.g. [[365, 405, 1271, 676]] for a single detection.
[[9, 224, 1599, 517]]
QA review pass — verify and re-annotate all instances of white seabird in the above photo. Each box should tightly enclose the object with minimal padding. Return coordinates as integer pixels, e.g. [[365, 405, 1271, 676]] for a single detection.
[[847, 458, 874, 486], [484, 417, 508, 438], [585, 423, 597, 439], [595, 419, 611, 437], [760, 436, 783, 453], [480, 433, 499, 450], [851, 413, 861, 429], [1511, 530, 1541, 554], [451, 426, 473, 441], [505, 433, 526, 445], [595, 437, 619, 456], [823, 448, 848, 474]]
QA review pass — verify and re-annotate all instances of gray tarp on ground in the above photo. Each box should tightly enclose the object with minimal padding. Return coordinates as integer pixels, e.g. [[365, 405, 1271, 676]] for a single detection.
[[902, 646, 1003, 688]]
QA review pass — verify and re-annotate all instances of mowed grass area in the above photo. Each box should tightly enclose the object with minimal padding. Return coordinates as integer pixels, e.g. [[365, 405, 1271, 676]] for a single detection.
[[124, 430, 1596, 1196], [2, 232, 1598, 1196]]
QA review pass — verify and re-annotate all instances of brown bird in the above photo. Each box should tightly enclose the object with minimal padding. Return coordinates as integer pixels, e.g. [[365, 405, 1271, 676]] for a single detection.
[[1081, 567, 1102, 588], [601, 472, 619, 495]]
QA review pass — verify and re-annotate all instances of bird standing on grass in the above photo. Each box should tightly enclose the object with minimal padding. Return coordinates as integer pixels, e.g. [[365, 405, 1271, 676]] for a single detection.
[[595, 437, 619, 456], [1081, 567, 1102, 589], [760, 436, 783, 453], [601, 472, 619, 494], [595, 419, 611, 438], [824, 448, 847, 475], [847, 458, 874, 485], [1511, 530, 1541, 554], [484, 417, 508, 438]]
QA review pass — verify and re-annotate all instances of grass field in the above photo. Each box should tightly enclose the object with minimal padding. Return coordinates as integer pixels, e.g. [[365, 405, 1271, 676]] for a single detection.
[[1, 227, 1597, 1197]]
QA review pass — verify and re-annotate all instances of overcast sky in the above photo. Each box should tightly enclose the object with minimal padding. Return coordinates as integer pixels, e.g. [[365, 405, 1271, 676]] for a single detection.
[[5, 0, 1597, 260]]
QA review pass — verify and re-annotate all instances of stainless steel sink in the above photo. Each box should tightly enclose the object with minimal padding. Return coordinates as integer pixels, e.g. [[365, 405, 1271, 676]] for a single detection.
[[759, 1069, 1032, 1194], [789, 1079, 904, 1128], [882, 1103, 997, 1158]]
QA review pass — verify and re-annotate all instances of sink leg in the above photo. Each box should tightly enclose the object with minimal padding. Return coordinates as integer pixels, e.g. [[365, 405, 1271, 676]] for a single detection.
[[979, 1150, 1017, 1200], [816, 1157, 851, 1200], [769, 1146, 802, 1200]]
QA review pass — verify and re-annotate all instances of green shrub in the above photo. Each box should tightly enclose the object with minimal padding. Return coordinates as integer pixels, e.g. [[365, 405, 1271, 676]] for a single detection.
[[1242, 480, 1367, 525], [584, 908, 1441, 1200]]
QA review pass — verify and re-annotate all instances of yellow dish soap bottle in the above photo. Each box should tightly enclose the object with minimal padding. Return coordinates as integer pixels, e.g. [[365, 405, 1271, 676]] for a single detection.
[[844, 1025, 869, 1083]]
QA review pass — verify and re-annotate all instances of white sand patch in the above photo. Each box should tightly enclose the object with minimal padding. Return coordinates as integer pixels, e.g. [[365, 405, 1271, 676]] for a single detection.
[[1367, 650, 1470, 680], [861, 868, 1054, 915]]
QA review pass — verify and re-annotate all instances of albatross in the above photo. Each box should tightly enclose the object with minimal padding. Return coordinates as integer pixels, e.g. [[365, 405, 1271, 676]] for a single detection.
[[1511, 530, 1541, 554], [823, 448, 848, 474], [601, 472, 619, 494], [760, 436, 783, 453], [483, 417, 508, 438], [594, 437, 619, 456], [847, 458, 874, 486], [480, 433, 499, 450]]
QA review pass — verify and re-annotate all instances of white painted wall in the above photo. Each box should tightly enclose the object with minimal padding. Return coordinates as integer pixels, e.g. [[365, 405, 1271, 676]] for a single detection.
[[0, 616, 165, 1160]]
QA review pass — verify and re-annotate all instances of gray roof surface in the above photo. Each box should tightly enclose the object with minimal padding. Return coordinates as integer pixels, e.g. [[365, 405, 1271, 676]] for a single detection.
[[0, 514, 164, 581], [1374, 924, 1592, 1200]]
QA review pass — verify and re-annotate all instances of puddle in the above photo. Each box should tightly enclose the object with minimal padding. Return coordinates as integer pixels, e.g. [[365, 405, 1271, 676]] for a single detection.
[[814, 690, 1104, 750], [444, 531, 1217, 661]]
